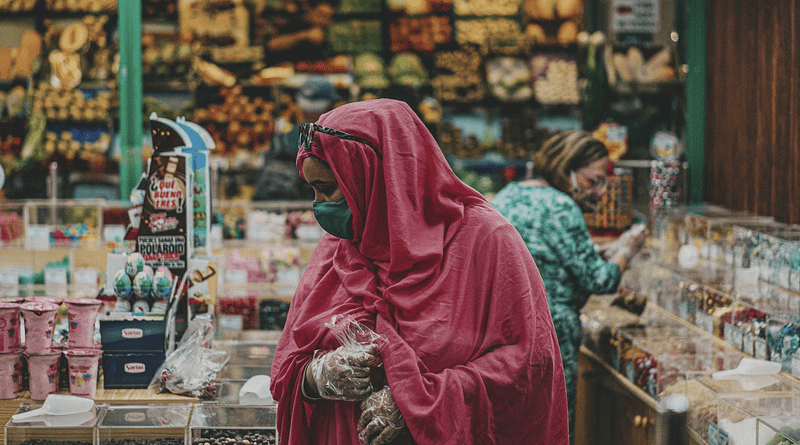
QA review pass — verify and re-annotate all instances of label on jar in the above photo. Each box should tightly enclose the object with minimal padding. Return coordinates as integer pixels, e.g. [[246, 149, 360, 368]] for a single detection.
[[744, 332, 755, 356], [724, 324, 739, 349], [678, 301, 690, 321], [707, 422, 719, 445], [792, 352, 800, 378], [647, 375, 658, 398], [0, 268, 19, 298], [754, 337, 769, 361]]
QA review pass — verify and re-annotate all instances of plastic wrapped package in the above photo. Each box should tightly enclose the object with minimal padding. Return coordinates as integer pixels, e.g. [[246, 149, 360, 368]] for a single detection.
[[5, 403, 103, 445], [150, 314, 230, 398], [190, 405, 277, 445], [97, 404, 192, 445]]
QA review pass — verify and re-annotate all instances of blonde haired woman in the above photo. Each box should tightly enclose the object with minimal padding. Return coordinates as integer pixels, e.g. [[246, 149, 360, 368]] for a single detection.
[[492, 131, 643, 443]]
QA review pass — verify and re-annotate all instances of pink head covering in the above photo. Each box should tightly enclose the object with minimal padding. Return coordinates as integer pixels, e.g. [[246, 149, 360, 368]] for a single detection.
[[274, 99, 568, 444]]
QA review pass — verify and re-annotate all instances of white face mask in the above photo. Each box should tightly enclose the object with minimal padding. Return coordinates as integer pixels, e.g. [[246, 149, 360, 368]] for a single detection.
[[570, 170, 602, 213]]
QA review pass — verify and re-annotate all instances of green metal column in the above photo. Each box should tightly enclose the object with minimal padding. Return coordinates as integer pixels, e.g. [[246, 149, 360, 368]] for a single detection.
[[685, 0, 706, 204], [118, 0, 143, 200]]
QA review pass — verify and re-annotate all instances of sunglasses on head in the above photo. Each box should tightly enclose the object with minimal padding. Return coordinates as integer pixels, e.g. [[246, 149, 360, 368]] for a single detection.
[[298, 122, 381, 158]]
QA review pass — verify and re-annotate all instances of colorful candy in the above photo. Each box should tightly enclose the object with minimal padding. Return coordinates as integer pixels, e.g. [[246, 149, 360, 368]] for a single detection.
[[113, 269, 132, 301], [133, 271, 153, 299], [125, 253, 145, 278]]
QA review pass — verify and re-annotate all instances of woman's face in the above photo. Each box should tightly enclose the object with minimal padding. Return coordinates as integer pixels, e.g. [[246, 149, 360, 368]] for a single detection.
[[570, 156, 609, 212], [302, 156, 344, 202]]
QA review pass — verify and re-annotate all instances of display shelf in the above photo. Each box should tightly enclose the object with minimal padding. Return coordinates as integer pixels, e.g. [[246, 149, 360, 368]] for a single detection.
[[97, 403, 192, 445]]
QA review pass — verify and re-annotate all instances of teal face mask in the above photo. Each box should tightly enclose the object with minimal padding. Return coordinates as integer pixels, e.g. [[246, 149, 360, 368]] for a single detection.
[[312, 198, 354, 239]]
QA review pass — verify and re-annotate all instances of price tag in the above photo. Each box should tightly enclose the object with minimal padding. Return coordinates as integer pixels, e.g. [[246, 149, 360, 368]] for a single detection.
[[0, 268, 19, 298], [103, 225, 126, 243], [731, 327, 744, 351], [724, 324, 738, 349], [44, 267, 68, 298], [26, 225, 50, 250], [792, 352, 800, 379], [754, 337, 769, 361], [743, 332, 755, 356], [218, 315, 243, 332]]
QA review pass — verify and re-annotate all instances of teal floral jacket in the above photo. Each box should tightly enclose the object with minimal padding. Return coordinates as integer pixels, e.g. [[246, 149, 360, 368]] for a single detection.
[[492, 182, 621, 312]]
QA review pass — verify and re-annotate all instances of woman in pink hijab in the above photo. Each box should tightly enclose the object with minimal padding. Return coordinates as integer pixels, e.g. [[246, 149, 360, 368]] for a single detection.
[[270, 99, 568, 445]]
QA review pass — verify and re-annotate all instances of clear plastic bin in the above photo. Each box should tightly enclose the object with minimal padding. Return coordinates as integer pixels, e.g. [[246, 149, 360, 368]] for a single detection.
[[189, 404, 277, 445], [96, 404, 192, 445], [24, 199, 104, 249], [716, 394, 800, 445], [205, 380, 248, 404], [5, 403, 103, 445]]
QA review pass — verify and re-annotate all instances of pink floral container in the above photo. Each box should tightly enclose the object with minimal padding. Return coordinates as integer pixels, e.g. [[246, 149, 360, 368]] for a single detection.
[[25, 349, 61, 400], [20, 301, 59, 353], [25, 296, 65, 307], [65, 298, 103, 348], [0, 348, 23, 399], [66, 348, 102, 398], [0, 301, 21, 352]]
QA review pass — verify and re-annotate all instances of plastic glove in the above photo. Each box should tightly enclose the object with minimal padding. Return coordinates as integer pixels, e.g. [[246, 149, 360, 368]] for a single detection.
[[358, 385, 408, 445], [309, 343, 378, 401]]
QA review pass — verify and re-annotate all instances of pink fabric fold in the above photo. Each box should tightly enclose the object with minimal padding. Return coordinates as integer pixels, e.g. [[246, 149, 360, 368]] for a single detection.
[[271, 99, 568, 444]]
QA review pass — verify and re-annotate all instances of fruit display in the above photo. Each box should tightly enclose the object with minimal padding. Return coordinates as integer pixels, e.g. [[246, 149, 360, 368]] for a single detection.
[[43, 15, 115, 85], [388, 53, 429, 87], [192, 86, 275, 155], [143, 0, 177, 18], [531, 54, 579, 104], [43, 128, 111, 160], [354, 53, 390, 90], [178, 0, 250, 48], [142, 33, 194, 81], [433, 47, 484, 102], [486, 57, 532, 102], [455, 18, 520, 48], [45, 0, 116, 12], [524, 0, 582, 20], [31, 83, 115, 123], [327, 20, 383, 54], [454, 0, 519, 16], [0, 0, 36, 12], [390, 15, 452, 53], [608, 46, 676, 86], [337, 0, 381, 14]]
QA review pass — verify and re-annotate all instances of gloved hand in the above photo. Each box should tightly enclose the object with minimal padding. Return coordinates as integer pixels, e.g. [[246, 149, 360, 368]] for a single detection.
[[358, 385, 408, 445], [308, 343, 379, 401]]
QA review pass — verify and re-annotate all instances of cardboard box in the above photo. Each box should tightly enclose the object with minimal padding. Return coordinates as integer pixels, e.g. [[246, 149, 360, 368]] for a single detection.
[[99, 316, 166, 352], [102, 351, 166, 389]]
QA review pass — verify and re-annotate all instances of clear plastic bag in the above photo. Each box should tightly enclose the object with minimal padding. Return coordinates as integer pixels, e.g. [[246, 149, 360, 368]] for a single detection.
[[309, 314, 388, 401], [149, 314, 230, 398]]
